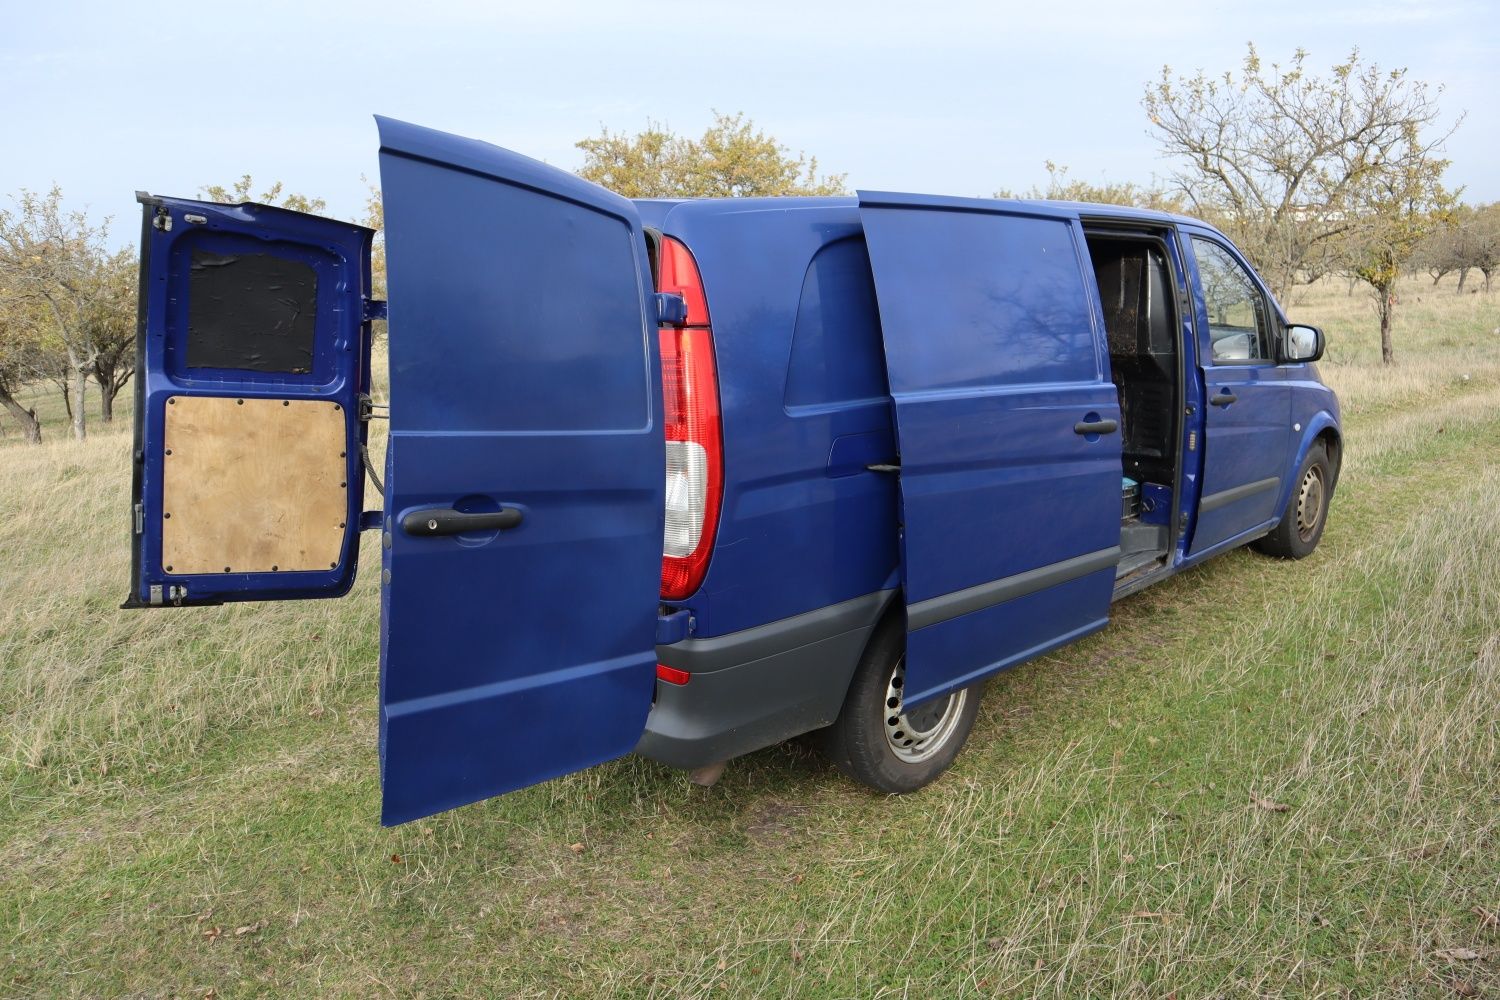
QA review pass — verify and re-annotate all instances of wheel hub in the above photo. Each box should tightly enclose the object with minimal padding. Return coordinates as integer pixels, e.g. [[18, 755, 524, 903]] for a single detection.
[[883, 657, 967, 763], [1295, 465, 1325, 541]]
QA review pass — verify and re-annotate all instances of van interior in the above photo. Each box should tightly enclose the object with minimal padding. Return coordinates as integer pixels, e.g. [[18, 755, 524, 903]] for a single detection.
[[1085, 234, 1180, 583]]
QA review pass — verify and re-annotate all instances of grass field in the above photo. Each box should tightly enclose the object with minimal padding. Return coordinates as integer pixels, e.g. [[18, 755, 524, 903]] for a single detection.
[[2, 275, 1497, 998]]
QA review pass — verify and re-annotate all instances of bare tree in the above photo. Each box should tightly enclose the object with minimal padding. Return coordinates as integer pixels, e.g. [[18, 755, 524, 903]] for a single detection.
[[0, 188, 117, 440], [1144, 45, 1459, 300]]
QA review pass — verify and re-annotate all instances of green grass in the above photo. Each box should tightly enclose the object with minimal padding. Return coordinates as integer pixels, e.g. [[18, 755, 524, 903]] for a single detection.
[[1, 275, 1497, 997]]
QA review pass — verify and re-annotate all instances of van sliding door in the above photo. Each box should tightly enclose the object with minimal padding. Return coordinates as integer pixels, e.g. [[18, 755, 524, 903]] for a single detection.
[[858, 193, 1121, 706]]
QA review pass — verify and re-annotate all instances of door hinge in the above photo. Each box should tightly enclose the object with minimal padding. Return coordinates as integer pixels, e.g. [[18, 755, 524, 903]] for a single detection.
[[133, 502, 144, 535], [358, 393, 388, 422], [363, 299, 388, 322], [151, 206, 172, 232], [654, 292, 688, 326]]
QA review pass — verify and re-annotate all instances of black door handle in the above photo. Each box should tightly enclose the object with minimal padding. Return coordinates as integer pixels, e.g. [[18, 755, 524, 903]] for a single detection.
[[1074, 419, 1119, 435], [1209, 392, 1238, 407], [402, 507, 523, 537]]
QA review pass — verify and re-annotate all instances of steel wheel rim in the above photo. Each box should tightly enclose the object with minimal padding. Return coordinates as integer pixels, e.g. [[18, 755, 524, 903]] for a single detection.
[[883, 656, 967, 763], [1295, 465, 1325, 542]]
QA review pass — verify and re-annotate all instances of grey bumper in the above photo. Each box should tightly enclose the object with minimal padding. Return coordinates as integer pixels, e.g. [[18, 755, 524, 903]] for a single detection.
[[634, 590, 894, 769]]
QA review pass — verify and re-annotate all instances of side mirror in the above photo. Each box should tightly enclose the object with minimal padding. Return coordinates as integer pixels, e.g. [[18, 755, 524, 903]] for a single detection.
[[1282, 323, 1324, 364]]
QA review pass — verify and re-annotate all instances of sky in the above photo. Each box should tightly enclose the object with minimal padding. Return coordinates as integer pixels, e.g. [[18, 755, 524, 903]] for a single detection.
[[3, 0, 1495, 244]]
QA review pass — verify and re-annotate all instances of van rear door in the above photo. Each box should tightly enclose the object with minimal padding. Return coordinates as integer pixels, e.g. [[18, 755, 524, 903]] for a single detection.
[[375, 117, 665, 824], [125, 194, 376, 607], [858, 192, 1122, 707]]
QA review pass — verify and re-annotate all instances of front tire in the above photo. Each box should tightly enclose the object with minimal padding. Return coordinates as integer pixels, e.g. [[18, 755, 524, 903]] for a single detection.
[[1253, 442, 1332, 559], [821, 616, 981, 793]]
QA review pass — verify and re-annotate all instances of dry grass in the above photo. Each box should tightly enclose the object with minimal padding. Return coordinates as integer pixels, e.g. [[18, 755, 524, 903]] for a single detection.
[[0, 275, 1497, 997]]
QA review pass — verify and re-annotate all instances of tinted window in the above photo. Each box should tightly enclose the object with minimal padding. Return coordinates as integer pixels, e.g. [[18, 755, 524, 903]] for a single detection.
[[1192, 238, 1271, 363]]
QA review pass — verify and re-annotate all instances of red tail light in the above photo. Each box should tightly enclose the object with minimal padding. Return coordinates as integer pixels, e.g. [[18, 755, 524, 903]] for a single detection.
[[656, 236, 722, 601]]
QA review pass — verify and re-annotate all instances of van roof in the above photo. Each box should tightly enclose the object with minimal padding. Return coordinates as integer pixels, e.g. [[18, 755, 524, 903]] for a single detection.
[[634, 193, 1215, 235], [635, 195, 1203, 226]]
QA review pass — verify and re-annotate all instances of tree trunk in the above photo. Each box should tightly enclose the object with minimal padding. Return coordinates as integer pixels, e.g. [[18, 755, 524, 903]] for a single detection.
[[1457, 268, 1469, 294], [99, 381, 115, 422], [69, 362, 88, 441], [1379, 288, 1396, 365], [1483, 268, 1493, 294], [0, 387, 43, 444]]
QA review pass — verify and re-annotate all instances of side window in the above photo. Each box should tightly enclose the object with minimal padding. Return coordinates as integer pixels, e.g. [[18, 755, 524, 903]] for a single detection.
[[1191, 238, 1272, 363]]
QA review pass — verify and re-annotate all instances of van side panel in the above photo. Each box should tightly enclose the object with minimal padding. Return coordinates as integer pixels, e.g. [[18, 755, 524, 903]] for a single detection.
[[632, 200, 901, 768], [646, 202, 900, 638]]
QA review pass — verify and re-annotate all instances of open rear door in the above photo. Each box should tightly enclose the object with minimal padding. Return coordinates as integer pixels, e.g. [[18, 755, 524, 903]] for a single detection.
[[858, 192, 1122, 707], [376, 117, 665, 825], [125, 195, 375, 607]]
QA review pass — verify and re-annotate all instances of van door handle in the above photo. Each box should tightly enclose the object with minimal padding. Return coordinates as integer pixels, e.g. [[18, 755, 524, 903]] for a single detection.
[[1209, 391, 1238, 407], [402, 507, 523, 536], [1073, 419, 1118, 435]]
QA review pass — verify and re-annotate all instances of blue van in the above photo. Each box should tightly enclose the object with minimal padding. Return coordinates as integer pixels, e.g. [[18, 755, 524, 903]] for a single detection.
[[125, 118, 1341, 825]]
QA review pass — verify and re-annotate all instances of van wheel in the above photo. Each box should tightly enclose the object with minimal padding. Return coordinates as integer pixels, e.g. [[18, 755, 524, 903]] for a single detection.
[[821, 617, 981, 793], [1253, 442, 1331, 559]]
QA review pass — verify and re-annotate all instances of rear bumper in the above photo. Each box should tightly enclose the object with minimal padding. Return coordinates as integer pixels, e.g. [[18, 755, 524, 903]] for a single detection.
[[634, 590, 894, 769]]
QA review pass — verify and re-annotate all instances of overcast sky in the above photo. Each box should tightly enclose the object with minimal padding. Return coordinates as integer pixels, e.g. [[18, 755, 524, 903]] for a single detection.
[[4, 0, 1494, 242]]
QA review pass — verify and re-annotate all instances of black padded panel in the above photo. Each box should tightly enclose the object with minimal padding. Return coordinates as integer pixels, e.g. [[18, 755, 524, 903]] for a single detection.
[[187, 251, 318, 373]]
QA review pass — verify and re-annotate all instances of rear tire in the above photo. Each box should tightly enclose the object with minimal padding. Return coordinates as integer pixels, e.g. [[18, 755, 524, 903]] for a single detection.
[[1253, 442, 1331, 559], [821, 615, 981, 794]]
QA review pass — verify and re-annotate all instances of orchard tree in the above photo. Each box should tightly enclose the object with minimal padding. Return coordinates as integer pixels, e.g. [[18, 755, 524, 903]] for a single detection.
[[1144, 45, 1458, 299], [577, 112, 847, 198], [1344, 159, 1455, 363], [87, 248, 137, 421], [0, 298, 44, 443], [0, 187, 118, 440], [999, 161, 1187, 212], [1455, 202, 1500, 293], [200, 176, 328, 215]]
